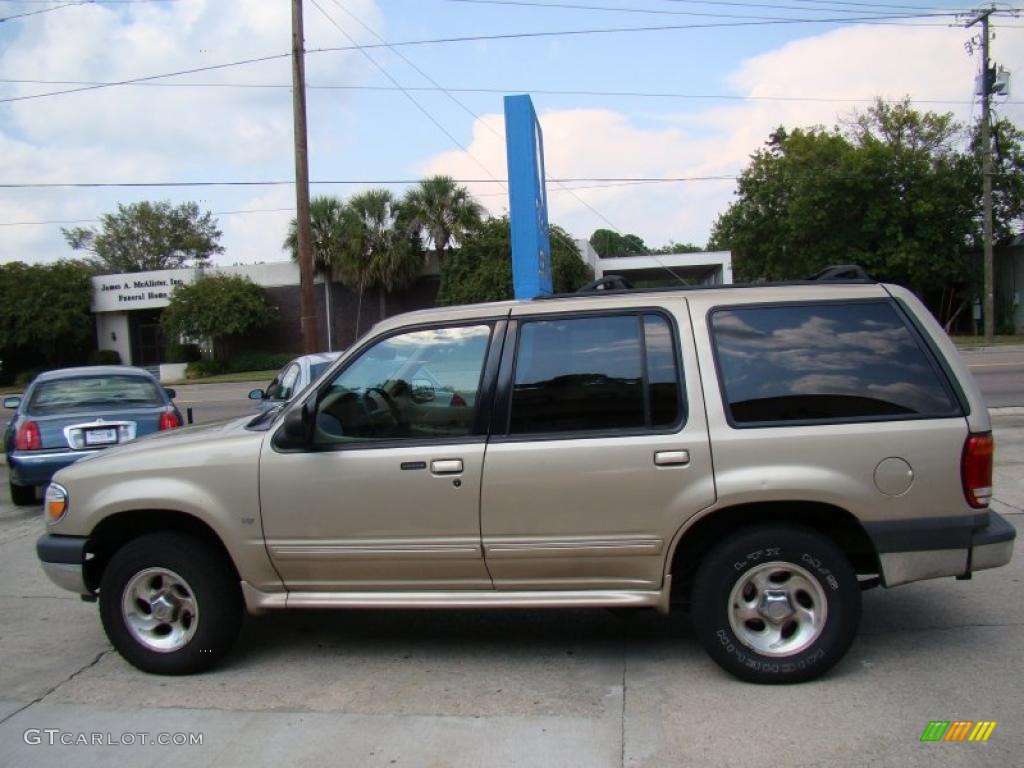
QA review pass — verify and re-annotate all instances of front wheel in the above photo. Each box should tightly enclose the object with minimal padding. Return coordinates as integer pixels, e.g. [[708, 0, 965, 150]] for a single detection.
[[99, 532, 242, 675], [691, 525, 861, 684]]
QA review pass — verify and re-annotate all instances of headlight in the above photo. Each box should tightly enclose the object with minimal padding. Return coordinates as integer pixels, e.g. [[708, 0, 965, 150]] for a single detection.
[[44, 483, 68, 524]]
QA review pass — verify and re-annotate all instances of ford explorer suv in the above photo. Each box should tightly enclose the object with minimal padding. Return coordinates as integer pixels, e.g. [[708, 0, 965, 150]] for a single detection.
[[36, 275, 1016, 683]]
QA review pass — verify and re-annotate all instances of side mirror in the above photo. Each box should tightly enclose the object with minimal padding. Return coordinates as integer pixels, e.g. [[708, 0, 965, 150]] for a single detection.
[[3, 395, 21, 409], [410, 378, 435, 403], [276, 402, 312, 448], [164, 387, 177, 400], [248, 388, 266, 401]]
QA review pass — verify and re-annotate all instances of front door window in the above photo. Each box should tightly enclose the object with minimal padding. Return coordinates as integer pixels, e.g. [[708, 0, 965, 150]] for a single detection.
[[314, 324, 492, 446]]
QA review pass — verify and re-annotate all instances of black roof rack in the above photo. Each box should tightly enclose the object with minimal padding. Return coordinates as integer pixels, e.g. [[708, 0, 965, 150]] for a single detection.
[[575, 275, 635, 293], [808, 264, 873, 281], [535, 264, 876, 301]]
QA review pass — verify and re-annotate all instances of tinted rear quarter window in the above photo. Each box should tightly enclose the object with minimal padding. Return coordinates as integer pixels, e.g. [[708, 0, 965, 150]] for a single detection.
[[710, 301, 960, 426]]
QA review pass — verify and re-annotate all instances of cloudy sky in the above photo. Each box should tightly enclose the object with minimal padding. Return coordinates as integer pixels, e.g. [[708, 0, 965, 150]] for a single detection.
[[1, 0, 1022, 266]]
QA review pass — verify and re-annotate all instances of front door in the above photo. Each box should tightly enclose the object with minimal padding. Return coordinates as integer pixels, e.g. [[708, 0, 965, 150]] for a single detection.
[[259, 320, 500, 591], [481, 303, 716, 591]]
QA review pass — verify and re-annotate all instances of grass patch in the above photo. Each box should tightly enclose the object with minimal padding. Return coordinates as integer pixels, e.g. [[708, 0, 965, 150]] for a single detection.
[[2, 369, 280, 393], [166, 369, 280, 385], [952, 335, 1024, 348]]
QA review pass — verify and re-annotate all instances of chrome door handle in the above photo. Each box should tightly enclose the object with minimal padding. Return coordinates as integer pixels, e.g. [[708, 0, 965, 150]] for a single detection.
[[654, 450, 690, 467], [430, 458, 464, 474]]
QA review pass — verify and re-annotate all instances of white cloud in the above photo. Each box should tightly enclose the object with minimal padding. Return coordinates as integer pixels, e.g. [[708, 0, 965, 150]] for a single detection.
[[421, 23, 1024, 249], [0, 0, 381, 265], [2, 11, 1022, 266]]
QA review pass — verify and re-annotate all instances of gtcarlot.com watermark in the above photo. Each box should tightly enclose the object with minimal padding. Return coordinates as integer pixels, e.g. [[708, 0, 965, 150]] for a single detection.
[[23, 729, 203, 747]]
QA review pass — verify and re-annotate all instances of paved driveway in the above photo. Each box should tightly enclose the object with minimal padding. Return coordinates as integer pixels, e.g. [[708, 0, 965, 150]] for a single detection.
[[0, 411, 1021, 767]]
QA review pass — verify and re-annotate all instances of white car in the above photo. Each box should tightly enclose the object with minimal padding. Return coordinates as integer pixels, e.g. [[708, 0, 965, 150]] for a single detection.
[[248, 352, 343, 411]]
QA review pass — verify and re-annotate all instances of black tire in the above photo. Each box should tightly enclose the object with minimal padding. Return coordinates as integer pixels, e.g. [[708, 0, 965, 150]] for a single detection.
[[691, 525, 861, 684], [9, 480, 36, 506], [99, 532, 242, 675]]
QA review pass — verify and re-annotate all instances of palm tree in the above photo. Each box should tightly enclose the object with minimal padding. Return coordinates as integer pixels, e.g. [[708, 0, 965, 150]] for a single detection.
[[401, 175, 485, 265], [283, 196, 348, 350], [340, 190, 422, 338]]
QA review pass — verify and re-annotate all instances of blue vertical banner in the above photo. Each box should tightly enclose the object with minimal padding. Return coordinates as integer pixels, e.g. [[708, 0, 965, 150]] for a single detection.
[[504, 95, 553, 299]]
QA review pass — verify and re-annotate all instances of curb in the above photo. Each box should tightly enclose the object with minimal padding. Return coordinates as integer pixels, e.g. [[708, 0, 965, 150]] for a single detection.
[[957, 344, 1024, 354], [990, 407, 1024, 415]]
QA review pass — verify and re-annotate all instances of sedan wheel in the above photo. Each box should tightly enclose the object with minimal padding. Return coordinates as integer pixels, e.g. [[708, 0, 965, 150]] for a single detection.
[[9, 481, 36, 506]]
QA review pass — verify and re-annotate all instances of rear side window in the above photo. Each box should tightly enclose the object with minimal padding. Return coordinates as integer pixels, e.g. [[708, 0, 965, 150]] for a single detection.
[[710, 301, 960, 426], [509, 313, 683, 435]]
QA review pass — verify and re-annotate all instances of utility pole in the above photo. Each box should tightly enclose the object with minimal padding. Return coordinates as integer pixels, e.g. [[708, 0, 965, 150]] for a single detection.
[[292, 0, 318, 354], [967, 8, 995, 342]]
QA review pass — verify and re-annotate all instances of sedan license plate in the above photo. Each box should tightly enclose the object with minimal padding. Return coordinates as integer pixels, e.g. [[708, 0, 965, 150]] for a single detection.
[[84, 427, 118, 446]]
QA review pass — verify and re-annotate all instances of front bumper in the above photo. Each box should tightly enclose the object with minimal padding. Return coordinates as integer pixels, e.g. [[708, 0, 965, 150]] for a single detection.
[[9, 449, 99, 487], [37, 534, 91, 595], [873, 511, 1016, 587]]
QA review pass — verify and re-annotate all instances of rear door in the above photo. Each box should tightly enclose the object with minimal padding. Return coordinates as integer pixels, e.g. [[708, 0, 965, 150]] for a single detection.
[[480, 299, 716, 591]]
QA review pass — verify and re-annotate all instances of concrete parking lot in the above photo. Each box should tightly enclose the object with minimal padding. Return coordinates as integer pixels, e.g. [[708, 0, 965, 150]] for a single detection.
[[0, 407, 1021, 766]]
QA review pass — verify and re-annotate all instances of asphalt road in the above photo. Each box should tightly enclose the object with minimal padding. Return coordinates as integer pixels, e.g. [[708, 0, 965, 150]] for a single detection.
[[960, 346, 1024, 408], [0, 411, 1021, 766]]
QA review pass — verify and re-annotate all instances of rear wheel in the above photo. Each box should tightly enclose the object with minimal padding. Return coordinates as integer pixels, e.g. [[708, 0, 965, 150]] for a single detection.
[[9, 481, 36, 506], [99, 532, 242, 675], [691, 525, 861, 684]]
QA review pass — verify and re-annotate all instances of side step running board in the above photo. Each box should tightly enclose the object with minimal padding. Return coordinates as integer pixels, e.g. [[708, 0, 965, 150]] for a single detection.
[[241, 579, 671, 615]]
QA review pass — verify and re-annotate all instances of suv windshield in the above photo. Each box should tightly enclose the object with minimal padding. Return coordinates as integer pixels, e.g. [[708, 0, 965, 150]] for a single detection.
[[28, 375, 164, 414]]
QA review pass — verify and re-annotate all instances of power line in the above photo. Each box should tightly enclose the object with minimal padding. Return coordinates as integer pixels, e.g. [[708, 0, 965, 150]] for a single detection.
[[0, 179, 734, 227], [309, 0, 507, 187], [0, 206, 296, 228], [661, 0, 977, 12], [4, 77, 1019, 105], [0, 52, 291, 104], [0, 11, 983, 104], [1, 1, 88, 23], [0, 175, 741, 189], [446, 0, 952, 19], [0, 1, 182, 4], [327, 0, 634, 260]]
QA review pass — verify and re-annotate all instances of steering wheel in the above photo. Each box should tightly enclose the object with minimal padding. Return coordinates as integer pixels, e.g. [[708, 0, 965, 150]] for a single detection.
[[363, 386, 403, 427]]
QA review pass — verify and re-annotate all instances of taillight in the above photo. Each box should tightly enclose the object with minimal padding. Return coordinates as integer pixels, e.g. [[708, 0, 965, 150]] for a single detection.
[[15, 420, 42, 450], [961, 433, 994, 508], [158, 411, 181, 431]]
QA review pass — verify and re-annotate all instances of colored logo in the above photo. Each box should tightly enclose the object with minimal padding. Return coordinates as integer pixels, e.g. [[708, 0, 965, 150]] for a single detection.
[[920, 721, 997, 742]]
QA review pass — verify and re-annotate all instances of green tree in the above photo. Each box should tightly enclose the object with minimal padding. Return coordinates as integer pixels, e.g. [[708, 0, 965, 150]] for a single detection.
[[651, 241, 704, 255], [589, 228, 647, 257], [706, 99, 1012, 322], [283, 196, 348, 277], [972, 117, 1024, 243], [284, 196, 350, 347], [0, 260, 95, 374], [161, 274, 273, 361], [63, 201, 223, 274], [438, 217, 592, 305], [401, 175, 485, 264], [340, 190, 423, 336]]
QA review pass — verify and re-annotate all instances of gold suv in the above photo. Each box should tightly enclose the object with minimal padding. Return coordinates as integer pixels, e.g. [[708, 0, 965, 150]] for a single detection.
[[36, 276, 1015, 683]]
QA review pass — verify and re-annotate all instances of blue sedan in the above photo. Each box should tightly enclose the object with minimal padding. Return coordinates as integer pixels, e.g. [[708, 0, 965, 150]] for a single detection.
[[3, 366, 183, 505]]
